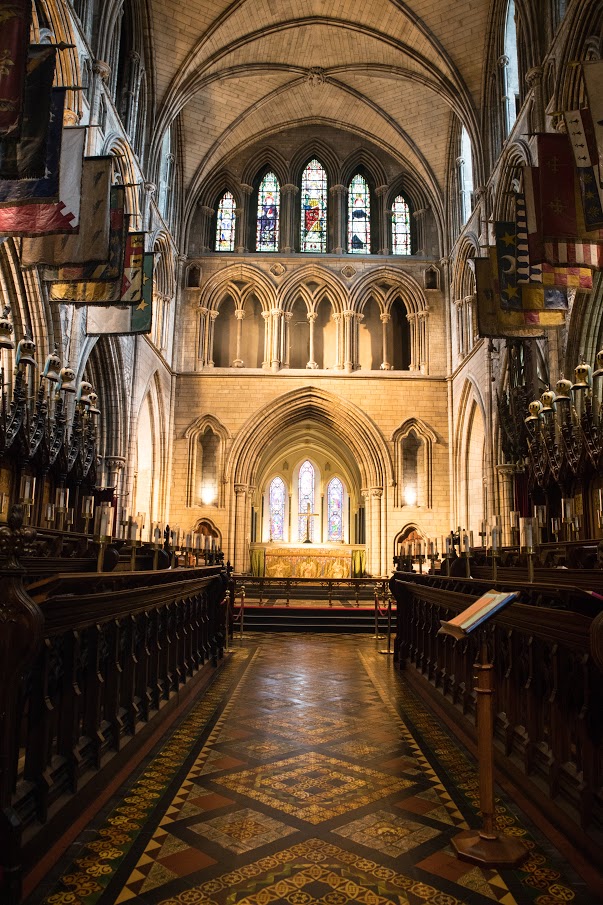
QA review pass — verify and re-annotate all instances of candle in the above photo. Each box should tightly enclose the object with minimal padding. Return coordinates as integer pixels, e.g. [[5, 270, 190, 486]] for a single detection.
[[129, 519, 138, 542], [195, 533, 201, 550], [491, 526, 499, 553], [55, 486, 69, 511], [82, 495, 94, 518], [46, 503, 55, 523], [463, 532, 470, 555], [510, 510, 519, 528], [469, 530, 474, 548], [428, 539, 434, 556], [20, 474, 36, 504], [99, 509, 110, 538], [445, 536, 451, 555]]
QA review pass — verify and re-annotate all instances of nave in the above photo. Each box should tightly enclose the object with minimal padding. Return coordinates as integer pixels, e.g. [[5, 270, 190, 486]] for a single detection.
[[27, 636, 595, 905]]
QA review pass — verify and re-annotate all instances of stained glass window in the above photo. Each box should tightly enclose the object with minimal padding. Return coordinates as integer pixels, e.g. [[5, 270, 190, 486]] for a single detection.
[[327, 477, 344, 542], [298, 459, 315, 541], [301, 160, 327, 253], [269, 476, 286, 541], [348, 174, 370, 253], [392, 196, 411, 255], [256, 172, 280, 252], [215, 192, 236, 252]]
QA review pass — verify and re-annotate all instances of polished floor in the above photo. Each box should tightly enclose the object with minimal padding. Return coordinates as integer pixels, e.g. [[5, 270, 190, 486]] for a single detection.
[[32, 635, 594, 905]]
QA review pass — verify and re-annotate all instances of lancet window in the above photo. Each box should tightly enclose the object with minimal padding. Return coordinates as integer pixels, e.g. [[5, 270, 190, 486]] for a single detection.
[[348, 174, 370, 253], [503, 0, 520, 134], [327, 477, 344, 541], [301, 160, 327, 253], [459, 127, 474, 225], [298, 459, 315, 540], [216, 192, 236, 252], [391, 196, 411, 255], [269, 476, 286, 541], [256, 172, 280, 252]]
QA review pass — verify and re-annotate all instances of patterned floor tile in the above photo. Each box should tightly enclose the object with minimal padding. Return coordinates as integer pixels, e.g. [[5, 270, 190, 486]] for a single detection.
[[332, 809, 441, 857], [188, 807, 297, 854], [214, 751, 415, 824]]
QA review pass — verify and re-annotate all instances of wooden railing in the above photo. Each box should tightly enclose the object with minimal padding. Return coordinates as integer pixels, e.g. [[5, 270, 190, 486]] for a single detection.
[[236, 575, 381, 606], [0, 513, 228, 904], [390, 569, 603, 863]]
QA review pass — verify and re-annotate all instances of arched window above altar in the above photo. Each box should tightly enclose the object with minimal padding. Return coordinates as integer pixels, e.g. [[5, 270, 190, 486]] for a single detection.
[[298, 459, 316, 541], [327, 477, 344, 541], [269, 476, 286, 541]]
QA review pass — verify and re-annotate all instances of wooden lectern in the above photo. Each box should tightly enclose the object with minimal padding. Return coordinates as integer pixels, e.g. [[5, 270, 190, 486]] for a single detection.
[[438, 589, 527, 868]]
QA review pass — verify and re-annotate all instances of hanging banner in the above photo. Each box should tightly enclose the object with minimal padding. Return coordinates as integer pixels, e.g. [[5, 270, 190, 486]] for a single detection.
[[50, 231, 145, 303], [0, 0, 33, 138], [0, 86, 64, 205], [86, 253, 153, 334], [0, 45, 57, 178], [21, 156, 113, 267], [0, 125, 85, 235]]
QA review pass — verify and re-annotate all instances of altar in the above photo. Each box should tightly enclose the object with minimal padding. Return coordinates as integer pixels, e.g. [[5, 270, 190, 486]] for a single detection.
[[249, 544, 366, 578]]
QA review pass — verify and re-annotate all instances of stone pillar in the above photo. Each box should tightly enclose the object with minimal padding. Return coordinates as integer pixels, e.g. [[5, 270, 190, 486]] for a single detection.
[[417, 309, 429, 373], [143, 181, 156, 231], [307, 312, 318, 369], [92, 60, 111, 129], [370, 488, 383, 576], [280, 184, 299, 252], [343, 310, 355, 373], [407, 312, 417, 370], [197, 204, 215, 253], [198, 306, 208, 365], [206, 310, 218, 367], [329, 184, 347, 254], [271, 307, 282, 371], [496, 464, 516, 545], [233, 308, 245, 367], [526, 65, 545, 135], [361, 489, 371, 566], [235, 184, 253, 253], [262, 311, 271, 369], [233, 484, 248, 571], [375, 184, 390, 255], [412, 207, 429, 256], [380, 312, 392, 370], [282, 311, 293, 367], [333, 313, 343, 370]]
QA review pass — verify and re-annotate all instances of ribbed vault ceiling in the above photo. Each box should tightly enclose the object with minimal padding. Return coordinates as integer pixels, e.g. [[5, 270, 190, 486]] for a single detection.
[[150, 0, 490, 206]]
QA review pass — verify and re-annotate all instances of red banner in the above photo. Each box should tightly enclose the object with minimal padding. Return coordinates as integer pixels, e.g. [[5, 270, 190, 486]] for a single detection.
[[0, 1, 33, 137], [537, 133, 579, 238]]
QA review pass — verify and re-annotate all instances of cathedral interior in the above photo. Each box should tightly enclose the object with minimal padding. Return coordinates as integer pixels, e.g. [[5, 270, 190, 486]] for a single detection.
[[1, 0, 603, 903]]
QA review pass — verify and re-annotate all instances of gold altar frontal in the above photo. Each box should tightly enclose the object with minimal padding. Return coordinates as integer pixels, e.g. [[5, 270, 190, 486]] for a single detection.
[[260, 544, 357, 578]]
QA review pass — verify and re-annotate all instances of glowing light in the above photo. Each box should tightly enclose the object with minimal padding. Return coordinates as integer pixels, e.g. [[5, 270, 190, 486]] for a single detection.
[[201, 483, 217, 505], [404, 485, 417, 506]]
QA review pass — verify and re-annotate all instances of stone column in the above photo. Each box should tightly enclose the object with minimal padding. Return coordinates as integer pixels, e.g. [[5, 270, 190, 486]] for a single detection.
[[235, 184, 253, 253], [380, 312, 392, 370], [412, 207, 429, 256], [361, 489, 371, 566], [143, 181, 156, 231], [343, 310, 355, 373], [526, 65, 544, 135], [333, 313, 343, 370], [261, 311, 271, 369], [271, 307, 282, 371], [307, 312, 318, 369], [197, 204, 215, 253], [417, 308, 429, 373], [282, 312, 293, 367], [496, 464, 516, 545], [206, 310, 218, 367], [233, 308, 245, 367], [198, 306, 208, 365], [233, 484, 248, 571], [370, 489, 383, 576], [407, 312, 417, 370], [92, 60, 111, 130], [375, 184, 390, 255], [329, 184, 347, 254], [280, 184, 299, 252]]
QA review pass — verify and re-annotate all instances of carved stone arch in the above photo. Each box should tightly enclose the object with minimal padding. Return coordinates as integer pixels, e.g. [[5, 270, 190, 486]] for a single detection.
[[556, 1, 603, 111], [193, 518, 222, 547], [392, 418, 437, 509], [102, 135, 140, 223], [454, 377, 488, 533], [32, 0, 81, 116], [350, 267, 427, 315], [203, 263, 277, 313], [280, 265, 348, 315], [132, 370, 168, 526], [184, 414, 231, 509], [340, 149, 388, 189], [451, 236, 479, 301], [290, 140, 340, 185], [202, 171, 242, 211], [241, 148, 288, 189], [82, 336, 128, 469], [492, 141, 531, 222], [393, 523, 425, 554]]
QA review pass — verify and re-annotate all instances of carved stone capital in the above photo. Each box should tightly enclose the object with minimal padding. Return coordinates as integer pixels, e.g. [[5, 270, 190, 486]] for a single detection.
[[144, 181, 156, 196], [63, 108, 80, 126], [281, 183, 299, 195], [234, 308, 245, 320], [93, 60, 111, 82], [375, 184, 389, 197], [329, 184, 347, 196], [380, 312, 391, 323], [239, 183, 254, 196], [234, 484, 247, 496], [525, 66, 543, 89]]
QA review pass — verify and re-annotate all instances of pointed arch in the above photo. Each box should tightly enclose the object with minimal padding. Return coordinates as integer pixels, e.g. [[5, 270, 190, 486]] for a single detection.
[[392, 418, 437, 509], [184, 414, 231, 508]]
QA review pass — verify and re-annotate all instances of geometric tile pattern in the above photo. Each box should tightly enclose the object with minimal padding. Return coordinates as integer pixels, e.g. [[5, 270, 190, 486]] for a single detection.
[[33, 636, 591, 905]]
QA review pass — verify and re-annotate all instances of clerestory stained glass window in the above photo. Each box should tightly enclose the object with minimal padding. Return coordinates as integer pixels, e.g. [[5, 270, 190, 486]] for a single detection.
[[348, 174, 370, 253], [327, 477, 344, 542], [392, 196, 411, 255], [301, 160, 327, 253], [298, 459, 315, 541], [215, 192, 236, 252], [269, 476, 286, 541], [256, 172, 280, 252]]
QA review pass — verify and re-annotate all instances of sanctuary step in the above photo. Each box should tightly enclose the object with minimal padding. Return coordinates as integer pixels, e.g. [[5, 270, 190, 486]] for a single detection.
[[233, 602, 388, 633]]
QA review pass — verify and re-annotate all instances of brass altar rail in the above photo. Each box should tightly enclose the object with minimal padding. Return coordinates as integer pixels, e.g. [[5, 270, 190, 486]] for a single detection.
[[234, 576, 381, 607], [0, 557, 228, 905], [390, 571, 603, 863]]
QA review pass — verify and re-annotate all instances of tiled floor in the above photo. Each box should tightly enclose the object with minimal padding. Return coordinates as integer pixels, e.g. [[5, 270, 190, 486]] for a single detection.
[[29, 635, 595, 905]]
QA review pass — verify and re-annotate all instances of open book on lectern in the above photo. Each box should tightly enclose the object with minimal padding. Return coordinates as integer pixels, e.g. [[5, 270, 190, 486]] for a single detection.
[[438, 589, 519, 640]]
